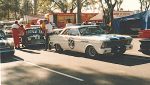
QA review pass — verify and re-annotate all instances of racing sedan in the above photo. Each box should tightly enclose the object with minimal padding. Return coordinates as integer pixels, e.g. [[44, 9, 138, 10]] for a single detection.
[[20, 27, 45, 48], [49, 25, 133, 57], [0, 30, 15, 56]]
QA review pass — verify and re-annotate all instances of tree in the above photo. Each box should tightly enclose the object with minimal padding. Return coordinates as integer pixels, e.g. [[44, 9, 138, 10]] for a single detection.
[[105, 0, 117, 32], [116, 0, 123, 11], [144, 0, 150, 11]]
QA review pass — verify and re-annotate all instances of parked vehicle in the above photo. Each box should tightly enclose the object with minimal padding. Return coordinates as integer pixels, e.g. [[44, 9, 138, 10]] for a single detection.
[[138, 29, 150, 55], [49, 25, 133, 58], [3, 26, 12, 36], [20, 27, 45, 48], [0, 30, 15, 56]]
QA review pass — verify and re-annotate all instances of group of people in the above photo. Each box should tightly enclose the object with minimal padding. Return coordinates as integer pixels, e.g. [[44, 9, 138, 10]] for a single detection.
[[11, 20, 53, 51], [12, 21, 25, 49]]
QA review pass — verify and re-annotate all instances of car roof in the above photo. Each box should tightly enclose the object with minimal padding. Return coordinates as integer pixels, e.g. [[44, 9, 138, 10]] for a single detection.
[[65, 25, 99, 29]]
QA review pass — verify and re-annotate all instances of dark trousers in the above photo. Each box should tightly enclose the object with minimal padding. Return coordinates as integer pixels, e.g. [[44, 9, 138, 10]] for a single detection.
[[45, 33, 52, 50], [20, 35, 26, 45]]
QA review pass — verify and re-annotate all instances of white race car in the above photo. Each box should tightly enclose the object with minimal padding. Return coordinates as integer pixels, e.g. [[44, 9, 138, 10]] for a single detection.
[[49, 25, 133, 57]]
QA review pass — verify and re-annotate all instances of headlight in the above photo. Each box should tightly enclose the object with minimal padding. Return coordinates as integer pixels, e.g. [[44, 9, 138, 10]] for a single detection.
[[28, 37, 31, 41], [127, 39, 132, 45], [101, 42, 108, 48]]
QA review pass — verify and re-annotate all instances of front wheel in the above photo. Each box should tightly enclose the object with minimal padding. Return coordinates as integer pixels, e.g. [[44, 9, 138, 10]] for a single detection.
[[55, 44, 63, 52], [85, 46, 98, 58]]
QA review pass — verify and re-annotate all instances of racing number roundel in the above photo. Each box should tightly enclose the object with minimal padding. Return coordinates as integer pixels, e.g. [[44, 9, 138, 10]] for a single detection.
[[68, 37, 75, 49]]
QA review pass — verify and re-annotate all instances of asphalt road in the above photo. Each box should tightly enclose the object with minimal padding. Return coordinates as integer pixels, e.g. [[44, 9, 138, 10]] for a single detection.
[[1, 38, 150, 85]]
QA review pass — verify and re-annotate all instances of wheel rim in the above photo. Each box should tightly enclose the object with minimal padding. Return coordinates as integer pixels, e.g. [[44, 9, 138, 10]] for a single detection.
[[88, 47, 96, 57]]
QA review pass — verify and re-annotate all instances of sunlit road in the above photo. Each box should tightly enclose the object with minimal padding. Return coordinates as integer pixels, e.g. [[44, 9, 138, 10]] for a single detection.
[[1, 38, 150, 85]]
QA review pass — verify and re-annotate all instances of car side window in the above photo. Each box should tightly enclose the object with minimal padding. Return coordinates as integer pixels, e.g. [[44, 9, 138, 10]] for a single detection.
[[68, 29, 79, 36], [62, 29, 68, 35]]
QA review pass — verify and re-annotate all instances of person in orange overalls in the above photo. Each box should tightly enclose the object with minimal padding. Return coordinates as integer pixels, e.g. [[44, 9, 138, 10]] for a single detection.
[[12, 21, 20, 49], [19, 25, 26, 47]]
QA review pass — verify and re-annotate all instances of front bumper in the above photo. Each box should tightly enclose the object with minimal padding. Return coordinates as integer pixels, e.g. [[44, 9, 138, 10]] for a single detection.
[[98, 44, 133, 54], [0, 49, 14, 53]]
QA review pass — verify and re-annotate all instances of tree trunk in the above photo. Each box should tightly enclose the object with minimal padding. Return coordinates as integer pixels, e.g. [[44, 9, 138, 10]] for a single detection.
[[77, 0, 82, 23], [34, 0, 37, 15]]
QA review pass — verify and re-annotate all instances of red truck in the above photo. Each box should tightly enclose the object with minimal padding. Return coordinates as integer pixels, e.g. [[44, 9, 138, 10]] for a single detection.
[[138, 29, 150, 55]]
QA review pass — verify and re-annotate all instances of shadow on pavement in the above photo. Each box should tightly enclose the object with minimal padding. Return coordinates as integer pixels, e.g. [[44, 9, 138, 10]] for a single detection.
[[1, 54, 24, 63], [58, 50, 150, 66], [1, 62, 150, 85], [19, 49, 40, 54]]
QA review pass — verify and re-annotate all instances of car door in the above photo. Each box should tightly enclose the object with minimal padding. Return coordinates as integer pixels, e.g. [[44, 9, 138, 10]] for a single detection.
[[67, 28, 81, 52], [58, 29, 70, 50]]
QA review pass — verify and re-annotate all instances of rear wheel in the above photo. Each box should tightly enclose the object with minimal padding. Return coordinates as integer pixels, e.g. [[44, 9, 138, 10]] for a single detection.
[[55, 44, 63, 52], [86, 46, 98, 58]]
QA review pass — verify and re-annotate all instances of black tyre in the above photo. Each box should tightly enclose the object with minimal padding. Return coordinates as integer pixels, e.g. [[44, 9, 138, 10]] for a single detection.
[[85, 46, 98, 58], [55, 44, 63, 52]]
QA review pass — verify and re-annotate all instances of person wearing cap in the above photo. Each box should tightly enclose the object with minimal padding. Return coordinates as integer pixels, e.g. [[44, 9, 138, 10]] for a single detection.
[[19, 25, 26, 47], [43, 20, 53, 51], [66, 19, 73, 27], [83, 21, 90, 25], [12, 21, 21, 49]]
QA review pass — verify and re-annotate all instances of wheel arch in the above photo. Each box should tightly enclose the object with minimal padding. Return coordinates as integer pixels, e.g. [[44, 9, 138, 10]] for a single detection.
[[85, 44, 98, 53]]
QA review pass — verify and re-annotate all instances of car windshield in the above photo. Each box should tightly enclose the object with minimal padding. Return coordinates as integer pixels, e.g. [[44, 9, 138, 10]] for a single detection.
[[79, 26, 106, 36], [53, 26, 58, 29], [0, 31, 5, 38], [100, 23, 108, 27], [26, 29, 43, 34], [5, 27, 12, 30]]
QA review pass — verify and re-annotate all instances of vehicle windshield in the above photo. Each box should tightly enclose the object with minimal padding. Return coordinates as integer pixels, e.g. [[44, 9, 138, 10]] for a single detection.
[[79, 26, 106, 36], [5, 27, 12, 30], [100, 23, 108, 27], [0, 31, 5, 38], [53, 26, 58, 29], [26, 29, 43, 34]]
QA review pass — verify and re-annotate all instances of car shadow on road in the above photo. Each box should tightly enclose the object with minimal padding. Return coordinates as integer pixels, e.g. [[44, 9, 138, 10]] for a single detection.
[[19, 49, 41, 54], [59, 50, 150, 66], [1, 54, 24, 63], [22, 44, 45, 50]]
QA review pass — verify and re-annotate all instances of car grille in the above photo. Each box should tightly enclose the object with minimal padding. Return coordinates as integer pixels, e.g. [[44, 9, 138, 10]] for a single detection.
[[107, 40, 129, 47]]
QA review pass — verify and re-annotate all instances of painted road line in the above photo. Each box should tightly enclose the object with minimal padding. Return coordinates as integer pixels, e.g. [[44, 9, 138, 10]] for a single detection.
[[12, 57, 84, 81]]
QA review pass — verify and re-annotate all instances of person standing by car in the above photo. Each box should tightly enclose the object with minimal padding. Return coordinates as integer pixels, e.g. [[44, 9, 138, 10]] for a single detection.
[[41, 20, 46, 33], [66, 19, 73, 27], [43, 20, 53, 51], [12, 21, 21, 49], [95, 20, 100, 25], [19, 25, 26, 47], [83, 21, 89, 25]]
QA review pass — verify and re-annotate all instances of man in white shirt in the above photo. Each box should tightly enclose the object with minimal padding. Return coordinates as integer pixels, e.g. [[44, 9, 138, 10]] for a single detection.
[[44, 20, 53, 51], [66, 19, 73, 27]]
